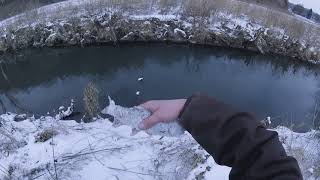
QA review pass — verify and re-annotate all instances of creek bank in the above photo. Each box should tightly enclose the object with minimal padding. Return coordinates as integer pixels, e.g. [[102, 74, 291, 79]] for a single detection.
[[0, 10, 319, 64]]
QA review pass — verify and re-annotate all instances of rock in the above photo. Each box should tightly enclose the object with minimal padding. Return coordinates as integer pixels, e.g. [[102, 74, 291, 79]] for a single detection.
[[174, 28, 187, 38], [99, 113, 114, 122], [45, 32, 64, 47], [13, 114, 27, 122], [69, 33, 81, 45]]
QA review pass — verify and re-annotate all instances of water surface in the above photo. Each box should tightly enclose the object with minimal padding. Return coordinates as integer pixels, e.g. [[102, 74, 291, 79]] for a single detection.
[[0, 45, 319, 131]]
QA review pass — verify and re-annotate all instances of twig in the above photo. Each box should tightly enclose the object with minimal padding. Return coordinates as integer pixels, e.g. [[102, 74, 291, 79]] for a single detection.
[[60, 146, 129, 160], [46, 166, 56, 180], [5, 93, 33, 114], [106, 166, 165, 177], [0, 63, 35, 115], [0, 127, 19, 145], [87, 139, 107, 166], [0, 98, 6, 113], [312, 100, 320, 129], [30, 172, 46, 180], [0, 64, 9, 83], [0, 164, 10, 177], [86, 141, 163, 177], [0, 164, 20, 179], [0, 63, 35, 114]]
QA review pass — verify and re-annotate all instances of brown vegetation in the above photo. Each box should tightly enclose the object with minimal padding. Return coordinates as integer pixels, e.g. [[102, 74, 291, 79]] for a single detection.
[[0, 0, 319, 51], [83, 82, 100, 119]]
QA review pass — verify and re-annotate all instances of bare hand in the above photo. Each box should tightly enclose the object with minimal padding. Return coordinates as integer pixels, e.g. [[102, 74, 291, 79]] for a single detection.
[[138, 99, 187, 129]]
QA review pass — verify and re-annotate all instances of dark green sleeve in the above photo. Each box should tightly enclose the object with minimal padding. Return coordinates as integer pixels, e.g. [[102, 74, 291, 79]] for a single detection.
[[179, 94, 302, 180]]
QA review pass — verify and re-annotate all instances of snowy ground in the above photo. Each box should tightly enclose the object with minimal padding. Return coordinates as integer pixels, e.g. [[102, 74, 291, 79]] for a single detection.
[[0, 98, 319, 180], [289, 0, 320, 14]]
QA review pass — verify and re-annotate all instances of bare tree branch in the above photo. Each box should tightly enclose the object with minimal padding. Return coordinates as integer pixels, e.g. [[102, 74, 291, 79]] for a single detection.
[[0, 97, 6, 113], [0, 64, 10, 83]]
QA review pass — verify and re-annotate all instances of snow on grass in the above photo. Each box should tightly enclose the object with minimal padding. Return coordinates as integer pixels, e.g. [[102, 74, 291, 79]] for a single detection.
[[276, 127, 320, 179], [0, 0, 319, 50], [289, 0, 320, 14], [0, 100, 227, 180], [102, 97, 184, 137], [0, 98, 319, 180]]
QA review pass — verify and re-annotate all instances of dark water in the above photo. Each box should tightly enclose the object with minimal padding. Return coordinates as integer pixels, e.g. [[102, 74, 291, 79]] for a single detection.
[[0, 45, 319, 131]]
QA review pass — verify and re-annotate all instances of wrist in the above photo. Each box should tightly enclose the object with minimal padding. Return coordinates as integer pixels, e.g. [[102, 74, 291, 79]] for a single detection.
[[178, 95, 195, 118]]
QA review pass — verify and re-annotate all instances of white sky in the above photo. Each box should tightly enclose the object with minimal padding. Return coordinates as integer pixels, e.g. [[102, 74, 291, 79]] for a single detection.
[[289, 0, 320, 14]]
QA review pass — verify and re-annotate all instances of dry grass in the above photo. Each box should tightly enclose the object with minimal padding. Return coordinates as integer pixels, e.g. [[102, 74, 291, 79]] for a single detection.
[[180, 0, 320, 45], [35, 129, 58, 143], [83, 82, 100, 119]]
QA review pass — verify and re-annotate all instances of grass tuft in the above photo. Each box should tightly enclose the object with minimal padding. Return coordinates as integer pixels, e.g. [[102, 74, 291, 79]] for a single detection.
[[83, 82, 100, 119]]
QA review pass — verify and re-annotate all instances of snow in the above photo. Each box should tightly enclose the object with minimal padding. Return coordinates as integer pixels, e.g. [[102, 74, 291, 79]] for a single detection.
[[55, 99, 74, 120], [102, 97, 184, 136], [0, 99, 228, 180], [174, 28, 187, 38], [129, 14, 177, 21], [275, 127, 320, 179], [0, 97, 319, 180], [289, 0, 320, 14], [267, 116, 271, 124]]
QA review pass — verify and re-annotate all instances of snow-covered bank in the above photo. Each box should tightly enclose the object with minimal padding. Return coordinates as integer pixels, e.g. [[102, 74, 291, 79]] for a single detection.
[[289, 0, 320, 14], [0, 0, 319, 63], [0, 99, 319, 180]]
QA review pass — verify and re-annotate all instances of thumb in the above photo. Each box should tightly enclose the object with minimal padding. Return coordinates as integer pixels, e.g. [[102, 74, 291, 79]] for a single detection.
[[139, 113, 161, 130]]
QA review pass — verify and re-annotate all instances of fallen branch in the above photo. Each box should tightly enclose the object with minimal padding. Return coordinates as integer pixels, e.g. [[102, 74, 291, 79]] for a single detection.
[[30, 172, 46, 180]]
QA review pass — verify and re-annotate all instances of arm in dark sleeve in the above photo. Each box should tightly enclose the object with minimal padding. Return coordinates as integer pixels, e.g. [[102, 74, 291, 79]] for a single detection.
[[179, 94, 302, 180]]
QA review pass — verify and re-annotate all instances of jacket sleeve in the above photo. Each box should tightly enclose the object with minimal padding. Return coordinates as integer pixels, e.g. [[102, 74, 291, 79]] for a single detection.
[[178, 94, 302, 180]]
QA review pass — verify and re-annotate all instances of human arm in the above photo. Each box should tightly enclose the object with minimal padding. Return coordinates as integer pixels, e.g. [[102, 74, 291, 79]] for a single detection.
[[139, 94, 302, 180]]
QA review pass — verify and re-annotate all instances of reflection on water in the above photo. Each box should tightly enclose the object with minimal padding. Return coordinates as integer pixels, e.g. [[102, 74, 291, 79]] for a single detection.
[[0, 45, 319, 131]]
